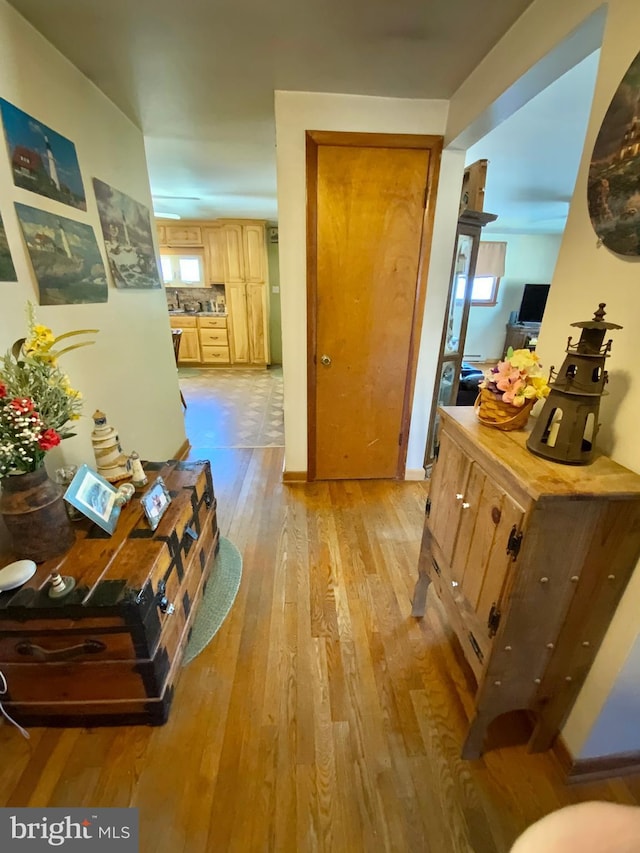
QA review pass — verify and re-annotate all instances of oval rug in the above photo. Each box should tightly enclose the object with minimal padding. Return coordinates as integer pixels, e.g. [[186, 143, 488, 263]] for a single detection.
[[183, 536, 242, 665]]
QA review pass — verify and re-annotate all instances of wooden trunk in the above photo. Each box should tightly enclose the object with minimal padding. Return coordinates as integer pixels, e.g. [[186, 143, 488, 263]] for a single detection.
[[0, 459, 219, 727]]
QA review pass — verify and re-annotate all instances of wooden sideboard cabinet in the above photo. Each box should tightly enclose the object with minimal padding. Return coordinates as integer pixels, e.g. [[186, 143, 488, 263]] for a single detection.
[[503, 322, 540, 358], [412, 406, 640, 759]]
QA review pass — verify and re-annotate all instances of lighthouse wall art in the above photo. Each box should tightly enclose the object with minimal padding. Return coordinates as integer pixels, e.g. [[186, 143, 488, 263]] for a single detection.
[[14, 202, 107, 304], [0, 98, 86, 211], [93, 178, 161, 289]]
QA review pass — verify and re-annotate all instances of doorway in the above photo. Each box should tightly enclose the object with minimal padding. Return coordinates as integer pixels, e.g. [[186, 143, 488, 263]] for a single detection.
[[306, 131, 442, 480]]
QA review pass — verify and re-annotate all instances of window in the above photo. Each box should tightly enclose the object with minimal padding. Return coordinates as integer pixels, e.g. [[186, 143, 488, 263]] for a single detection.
[[455, 274, 500, 305], [159, 248, 205, 287], [454, 240, 506, 306]]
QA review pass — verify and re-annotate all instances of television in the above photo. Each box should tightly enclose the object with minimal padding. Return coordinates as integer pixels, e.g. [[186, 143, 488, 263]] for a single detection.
[[517, 283, 550, 324]]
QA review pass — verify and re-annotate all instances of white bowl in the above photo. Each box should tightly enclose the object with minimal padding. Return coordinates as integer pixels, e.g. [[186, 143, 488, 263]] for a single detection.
[[0, 559, 37, 592]]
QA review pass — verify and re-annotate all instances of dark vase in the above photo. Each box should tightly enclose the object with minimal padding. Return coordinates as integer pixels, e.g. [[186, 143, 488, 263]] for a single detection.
[[0, 466, 75, 562]]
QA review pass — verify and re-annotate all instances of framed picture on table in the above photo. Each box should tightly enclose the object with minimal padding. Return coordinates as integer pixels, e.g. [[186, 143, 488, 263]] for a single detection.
[[140, 477, 171, 531], [64, 464, 121, 534]]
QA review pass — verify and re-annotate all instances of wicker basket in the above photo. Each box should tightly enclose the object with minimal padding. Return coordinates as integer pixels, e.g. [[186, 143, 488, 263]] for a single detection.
[[474, 387, 534, 431]]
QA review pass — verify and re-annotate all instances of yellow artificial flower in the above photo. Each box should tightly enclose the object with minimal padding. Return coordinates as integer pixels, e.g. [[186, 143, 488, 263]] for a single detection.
[[508, 348, 539, 371]]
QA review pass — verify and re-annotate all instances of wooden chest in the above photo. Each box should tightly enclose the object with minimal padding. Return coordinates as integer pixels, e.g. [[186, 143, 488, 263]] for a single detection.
[[0, 459, 219, 727], [412, 407, 640, 759]]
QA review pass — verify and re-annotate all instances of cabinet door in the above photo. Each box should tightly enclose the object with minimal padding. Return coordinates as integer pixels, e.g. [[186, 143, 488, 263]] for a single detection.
[[178, 327, 201, 363], [164, 225, 202, 246], [247, 283, 268, 364], [428, 431, 472, 562], [243, 224, 265, 283], [157, 225, 166, 245], [203, 226, 226, 284], [227, 283, 250, 363], [223, 224, 245, 284], [451, 461, 525, 637]]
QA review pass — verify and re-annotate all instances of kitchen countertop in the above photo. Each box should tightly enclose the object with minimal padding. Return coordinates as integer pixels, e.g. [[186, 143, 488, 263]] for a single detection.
[[168, 310, 227, 317]]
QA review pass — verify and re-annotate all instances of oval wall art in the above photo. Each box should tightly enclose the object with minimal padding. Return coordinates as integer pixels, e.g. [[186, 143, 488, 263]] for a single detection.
[[588, 49, 640, 256]]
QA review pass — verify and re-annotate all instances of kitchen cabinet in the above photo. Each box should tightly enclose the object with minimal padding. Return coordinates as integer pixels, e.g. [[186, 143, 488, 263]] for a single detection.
[[169, 316, 200, 363], [222, 222, 269, 364], [203, 225, 226, 284], [412, 406, 640, 759], [198, 315, 230, 364], [158, 217, 270, 366], [162, 225, 202, 246]]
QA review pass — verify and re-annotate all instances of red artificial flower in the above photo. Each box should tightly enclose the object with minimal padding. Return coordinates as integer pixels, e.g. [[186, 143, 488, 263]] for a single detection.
[[0, 383, 6, 398], [9, 397, 35, 414], [38, 428, 61, 450]]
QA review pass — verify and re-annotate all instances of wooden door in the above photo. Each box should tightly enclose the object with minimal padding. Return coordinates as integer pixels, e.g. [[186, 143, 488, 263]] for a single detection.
[[308, 132, 441, 479], [227, 283, 249, 363]]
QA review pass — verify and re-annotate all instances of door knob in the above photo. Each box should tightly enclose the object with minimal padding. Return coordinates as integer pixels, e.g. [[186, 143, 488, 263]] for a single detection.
[[320, 354, 332, 366]]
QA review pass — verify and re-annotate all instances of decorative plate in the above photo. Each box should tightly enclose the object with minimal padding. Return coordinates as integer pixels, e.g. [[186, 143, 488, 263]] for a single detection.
[[0, 559, 37, 592]]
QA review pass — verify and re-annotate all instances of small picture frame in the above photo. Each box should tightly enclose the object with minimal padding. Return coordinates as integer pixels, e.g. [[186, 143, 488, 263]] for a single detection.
[[64, 463, 121, 534], [140, 477, 171, 531]]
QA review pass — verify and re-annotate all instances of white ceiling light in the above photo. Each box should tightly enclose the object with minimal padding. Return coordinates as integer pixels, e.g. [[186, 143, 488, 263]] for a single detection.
[[153, 211, 181, 219]]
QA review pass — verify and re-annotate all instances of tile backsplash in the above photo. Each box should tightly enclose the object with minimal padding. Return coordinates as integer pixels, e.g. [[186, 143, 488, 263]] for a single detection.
[[166, 285, 226, 313]]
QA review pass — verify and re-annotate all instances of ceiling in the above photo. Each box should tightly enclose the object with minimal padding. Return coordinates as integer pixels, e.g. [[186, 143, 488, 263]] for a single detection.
[[7, 0, 539, 221], [466, 50, 600, 235]]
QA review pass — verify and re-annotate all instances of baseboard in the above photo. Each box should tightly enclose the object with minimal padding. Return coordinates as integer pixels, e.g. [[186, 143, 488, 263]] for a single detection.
[[553, 735, 640, 783], [405, 468, 426, 481], [174, 439, 191, 460], [282, 470, 307, 483]]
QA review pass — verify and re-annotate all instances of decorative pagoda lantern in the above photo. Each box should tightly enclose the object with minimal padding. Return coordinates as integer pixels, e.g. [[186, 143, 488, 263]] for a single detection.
[[526, 303, 622, 465]]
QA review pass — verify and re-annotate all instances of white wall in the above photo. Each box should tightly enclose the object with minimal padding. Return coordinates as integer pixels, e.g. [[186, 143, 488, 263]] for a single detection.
[[274, 90, 462, 477], [0, 0, 185, 525], [449, 0, 640, 759], [464, 234, 562, 362]]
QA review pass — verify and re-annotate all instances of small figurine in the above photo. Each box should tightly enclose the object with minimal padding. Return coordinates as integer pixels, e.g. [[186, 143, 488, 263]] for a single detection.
[[130, 452, 148, 488], [91, 410, 132, 483]]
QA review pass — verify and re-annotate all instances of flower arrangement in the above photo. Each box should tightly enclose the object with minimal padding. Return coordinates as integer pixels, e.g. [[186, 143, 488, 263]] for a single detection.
[[0, 304, 97, 478], [479, 347, 550, 408]]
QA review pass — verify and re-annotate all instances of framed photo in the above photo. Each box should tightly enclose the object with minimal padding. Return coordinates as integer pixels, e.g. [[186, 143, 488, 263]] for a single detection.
[[64, 464, 121, 534], [140, 477, 171, 531]]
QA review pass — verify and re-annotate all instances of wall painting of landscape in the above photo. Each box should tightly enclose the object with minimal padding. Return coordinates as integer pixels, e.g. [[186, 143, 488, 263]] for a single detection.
[[0, 212, 17, 281], [0, 99, 86, 211], [93, 178, 161, 289], [15, 203, 107, 305], [589, 49, 640, 256]]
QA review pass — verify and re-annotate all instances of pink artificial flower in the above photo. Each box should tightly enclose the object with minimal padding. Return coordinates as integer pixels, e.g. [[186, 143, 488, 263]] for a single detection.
[[502, 380, 526, 406]]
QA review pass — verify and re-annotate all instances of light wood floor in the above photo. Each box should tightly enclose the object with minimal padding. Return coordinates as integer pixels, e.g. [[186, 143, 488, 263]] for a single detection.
[[2, 446, 640, 852]]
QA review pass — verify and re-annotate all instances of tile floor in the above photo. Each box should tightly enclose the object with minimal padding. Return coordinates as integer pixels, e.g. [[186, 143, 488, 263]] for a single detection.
[[178, 367, 284, 449]]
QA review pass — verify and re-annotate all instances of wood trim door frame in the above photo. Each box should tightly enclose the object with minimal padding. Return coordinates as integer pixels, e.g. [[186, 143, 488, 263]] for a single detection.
[[305, 130, 443, 480]]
